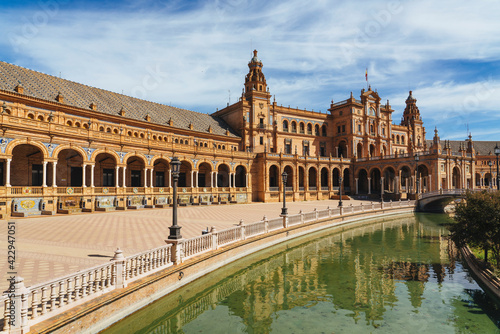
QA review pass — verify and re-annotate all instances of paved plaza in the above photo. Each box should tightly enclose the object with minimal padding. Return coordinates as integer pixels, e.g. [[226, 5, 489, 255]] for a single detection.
[[0, 198, 373, 292]]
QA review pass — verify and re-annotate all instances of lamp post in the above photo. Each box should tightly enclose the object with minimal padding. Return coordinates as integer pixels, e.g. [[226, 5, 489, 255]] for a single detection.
[[168, 157, 182, 240], [495, 143, 500, 191], [414, 154, 420, 196], [488, 160, 493, 189], [339, 175, 343, 207], [281, 171, 288, 216]]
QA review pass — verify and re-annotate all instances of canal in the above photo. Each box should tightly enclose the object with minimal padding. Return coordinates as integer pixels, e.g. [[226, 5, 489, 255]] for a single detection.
[[102, 213, 500, 333]]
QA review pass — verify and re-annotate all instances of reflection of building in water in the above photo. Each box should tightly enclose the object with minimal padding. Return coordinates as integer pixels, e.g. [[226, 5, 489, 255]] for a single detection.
[[114, 217, 455, 333]]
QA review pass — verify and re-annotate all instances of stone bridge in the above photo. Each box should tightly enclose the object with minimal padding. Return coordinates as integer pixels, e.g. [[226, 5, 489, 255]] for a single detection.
[[416, 189, 467, 212]]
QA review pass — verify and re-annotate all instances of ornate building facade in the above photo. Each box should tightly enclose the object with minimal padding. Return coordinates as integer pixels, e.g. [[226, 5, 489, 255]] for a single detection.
[[0, 51, 497, 218]]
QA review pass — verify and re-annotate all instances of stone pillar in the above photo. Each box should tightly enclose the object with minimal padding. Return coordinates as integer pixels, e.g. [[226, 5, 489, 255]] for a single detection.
[[144, 168, 148, 187], [5, 158, 11, 187], [215, 172, 219, 187], [91, 165, 95, 187], [169, 170, 172, 188], [229, 172, 232, 188], [428, 175, 432, 192], [8, 276, 29, 333], [196, 171, 199, 188], [112, 249, 127, 288], [246, 173, 249, 188], [82, 164, 86, 187], [395, 176, 399, 194], [367, 177, 371, 194], [42, 161, 48, 187], [150, 168, 154, 188], [355, 178, 359, 194], [116, 166, 120, 187], [190, 170, 194, 188], [210, 171, 214, 187], [52, 161, 57, 187], [380, 176, 384, 197]]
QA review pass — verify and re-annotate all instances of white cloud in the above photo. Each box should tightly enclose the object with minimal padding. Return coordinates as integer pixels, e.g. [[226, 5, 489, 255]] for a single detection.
[[0, 0, 499, 139]]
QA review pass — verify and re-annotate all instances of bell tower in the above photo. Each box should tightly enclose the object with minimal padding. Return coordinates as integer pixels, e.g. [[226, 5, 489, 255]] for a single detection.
[[242, 50, 272, 153], [401, 91, 425, 151], [244, 50, 268, 98]]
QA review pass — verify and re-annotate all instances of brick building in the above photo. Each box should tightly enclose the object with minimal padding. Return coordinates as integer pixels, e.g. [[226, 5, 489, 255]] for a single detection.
[[0, 51, 498, 218]]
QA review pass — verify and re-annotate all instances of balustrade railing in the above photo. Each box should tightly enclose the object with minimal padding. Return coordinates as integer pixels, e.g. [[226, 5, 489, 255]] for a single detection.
[[1, 199, 415, 333]]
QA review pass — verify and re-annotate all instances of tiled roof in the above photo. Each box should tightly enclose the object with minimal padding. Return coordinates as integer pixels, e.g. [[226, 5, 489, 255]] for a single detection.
[[0, 61, 239, 138], [426, 139, 499, 156]]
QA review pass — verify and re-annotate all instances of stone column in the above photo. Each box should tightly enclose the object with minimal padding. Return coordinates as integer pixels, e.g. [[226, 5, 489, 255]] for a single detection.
[[210, 171, 214, 187], [116, 166, 120, 187], [215, 172, 219, 187], [122, 166, 126, 188], [144, 168, 148, 187], [395, 176, 399, 194], [52, 161, 57, 187], [169, 170, 172, 188], [380, 176, 384, 197], [91, 165, 95, 187], [82, 164, 86, 187], [367, 177, 371, 194], [5, 158, 11, 187], [355, 177, 359, 194], [196, 171, 199, 188], [428, 175, 432, 192], [191, 170, 194, 188], [246, 173, 249, 188], [42, 161, 48, 187]]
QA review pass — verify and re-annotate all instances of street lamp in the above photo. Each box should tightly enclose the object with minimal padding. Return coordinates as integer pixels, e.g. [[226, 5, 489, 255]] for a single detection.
[[168, 157, 182, 240], [495, 143, 500, 191], [488, 160, 493, 189], [281, 171, 288, 216], [414, 154, 420, 195], [338, 175, 343, 207]]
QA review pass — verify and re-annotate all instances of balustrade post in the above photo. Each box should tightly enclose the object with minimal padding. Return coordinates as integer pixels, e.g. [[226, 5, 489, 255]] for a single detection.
[[165, 239, 184, 265], [327, 206, 331, 217], [381, 201, 384, 209], [263, 215, 269, 233], [350, 204, 354, 213], [360, 203, 364, 212], [390, 200, 393, 208], [371, 202, 374, 210], [314, 208, 318, 221], [239, 219, 246, 240], [112, 248, 127, 288], [299, 210, 304, 223], [8, 276, 29, 333], [210, 227, 218, 250]]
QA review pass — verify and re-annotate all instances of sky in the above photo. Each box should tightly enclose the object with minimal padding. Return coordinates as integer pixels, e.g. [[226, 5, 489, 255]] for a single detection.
[[1, 0, 500, 141]]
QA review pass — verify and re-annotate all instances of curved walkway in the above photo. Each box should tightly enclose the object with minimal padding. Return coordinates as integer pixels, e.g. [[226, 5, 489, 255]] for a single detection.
[[0, 199, 373, 293]]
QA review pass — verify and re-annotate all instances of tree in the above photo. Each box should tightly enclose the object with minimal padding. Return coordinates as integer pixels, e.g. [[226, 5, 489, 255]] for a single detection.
[[450, 191, 500, 266]]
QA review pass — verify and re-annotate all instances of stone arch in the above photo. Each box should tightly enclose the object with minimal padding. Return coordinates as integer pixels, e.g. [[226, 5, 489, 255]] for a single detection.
[[178, 160, 193, 187], [299, 122, 305, 134], [122, 153, 148, 167], [283, 165, 293, 189], [5, 139, 48, 158], [315, 124, 320, 136], [417, 163, 430, 192], [356, 142, 363, 158], [308, 166, 317, 189], [197, 162, 212, 187], [217, 163, 230, 187], [307, 123, 313, 135], [357, 168, 368, 194], [320, 167, 329, 189], [10, 144, 46, 186], [125, 155, 146, 187], [95, 152, 118, 187], [52, 145, 87, 162], [382, 166, 396, 193], [269, 164, 279, 188], [291, 121, 297, 133], [369, 167, 382, 194], [56, 148, 86, 187], [332, 167, 341, 187], [153, 158, 170, 187], [399, 165, 412, 192], [235, 165, 247, 187], [90, 149, 121, 165], [343, 168, 351, 189], [369, 143, 376, 157], [452, 166, 461, 189]]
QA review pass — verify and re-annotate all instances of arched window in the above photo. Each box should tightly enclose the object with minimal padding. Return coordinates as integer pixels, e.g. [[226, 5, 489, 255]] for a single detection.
[[401, 136, 405, 144], [291, 121, 297, 133], [307, 123, 312, 135], [283, 120, 289, 132], [315, 125, 320, 136], [299, 122, 305, 134]]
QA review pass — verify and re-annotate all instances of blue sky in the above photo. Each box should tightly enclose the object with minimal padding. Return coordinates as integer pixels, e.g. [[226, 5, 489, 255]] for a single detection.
[[1, 0, 499, 141]]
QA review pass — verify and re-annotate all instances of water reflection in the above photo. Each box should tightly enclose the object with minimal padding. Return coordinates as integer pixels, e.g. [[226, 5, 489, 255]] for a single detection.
[[103, 214, 500, 334]]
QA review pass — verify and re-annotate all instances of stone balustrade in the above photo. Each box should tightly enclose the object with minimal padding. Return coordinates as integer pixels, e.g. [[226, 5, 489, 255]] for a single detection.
[[0, 199, 415, 333]]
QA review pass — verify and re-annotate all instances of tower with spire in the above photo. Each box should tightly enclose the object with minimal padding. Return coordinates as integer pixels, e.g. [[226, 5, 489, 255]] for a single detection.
[[401, 91, 425, 151]]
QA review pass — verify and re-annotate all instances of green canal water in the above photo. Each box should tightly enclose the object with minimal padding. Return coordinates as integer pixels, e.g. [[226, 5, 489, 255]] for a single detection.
[[103, 213, 500, 333]]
